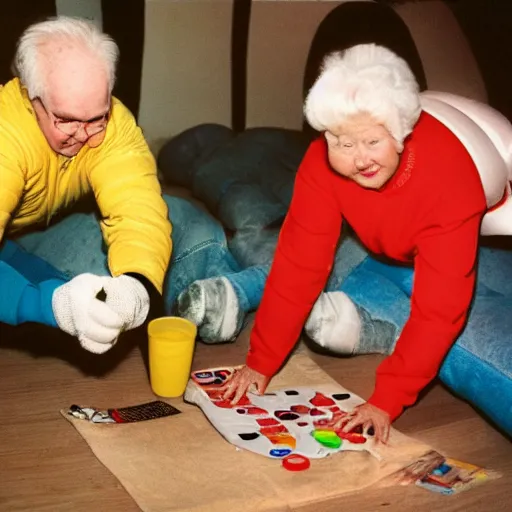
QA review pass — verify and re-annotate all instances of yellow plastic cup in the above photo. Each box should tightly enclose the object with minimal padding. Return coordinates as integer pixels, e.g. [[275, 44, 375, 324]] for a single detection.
[[147, 316, 197, 398]]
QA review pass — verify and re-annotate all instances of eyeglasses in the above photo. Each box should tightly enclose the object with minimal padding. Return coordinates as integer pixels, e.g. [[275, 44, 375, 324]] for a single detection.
[[36, 97, 110, 148]]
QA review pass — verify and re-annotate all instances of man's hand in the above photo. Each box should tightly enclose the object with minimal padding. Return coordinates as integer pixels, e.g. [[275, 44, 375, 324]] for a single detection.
[[52, 273, 125, 353], [222, 365, 271, 405], [103, 274, 150, 330], [335, 402, 391, 444]]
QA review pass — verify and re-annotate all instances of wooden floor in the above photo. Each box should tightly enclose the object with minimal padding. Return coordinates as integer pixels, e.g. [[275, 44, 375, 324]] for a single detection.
[[0, 319, 510, 512]]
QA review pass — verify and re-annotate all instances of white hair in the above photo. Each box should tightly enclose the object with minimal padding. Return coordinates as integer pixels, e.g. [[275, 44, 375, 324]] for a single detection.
[[304, 44, 421, 149], [12, 16, 119, 99]]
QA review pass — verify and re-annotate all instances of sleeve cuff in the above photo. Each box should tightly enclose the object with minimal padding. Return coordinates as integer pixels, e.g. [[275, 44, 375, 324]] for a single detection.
[[367, 389, 405, 422], [246, 348, 280, 377], [17, 278, 67, 327], [124, 272, 165, 320]]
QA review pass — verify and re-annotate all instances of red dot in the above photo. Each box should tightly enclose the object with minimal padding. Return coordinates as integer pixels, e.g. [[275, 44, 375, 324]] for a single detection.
[[257, 417, 280, 427], [309, 392, 335, 407]]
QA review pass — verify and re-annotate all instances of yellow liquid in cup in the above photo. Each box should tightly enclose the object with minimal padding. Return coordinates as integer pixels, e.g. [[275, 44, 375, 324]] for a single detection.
[[148, 317, 197, 398]]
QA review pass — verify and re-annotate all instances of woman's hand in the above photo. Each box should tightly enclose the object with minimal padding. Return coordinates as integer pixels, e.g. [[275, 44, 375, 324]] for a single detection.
[[335, 402, 391, 444], [222, 365, 271, 405]]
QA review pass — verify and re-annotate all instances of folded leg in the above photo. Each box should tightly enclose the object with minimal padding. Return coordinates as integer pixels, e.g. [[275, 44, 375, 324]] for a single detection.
[[305, 249, 512, 435], [15, 196, 242, 314], [177, 232, 367, 344], [159, 125, 309, 232]]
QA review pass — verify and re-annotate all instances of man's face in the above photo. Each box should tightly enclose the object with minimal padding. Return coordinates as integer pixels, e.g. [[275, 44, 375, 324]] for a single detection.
[[32, 46, 111, 157]]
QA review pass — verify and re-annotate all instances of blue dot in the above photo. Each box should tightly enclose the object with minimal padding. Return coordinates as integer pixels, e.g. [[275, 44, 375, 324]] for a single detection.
[[269, 448, 292, 458]]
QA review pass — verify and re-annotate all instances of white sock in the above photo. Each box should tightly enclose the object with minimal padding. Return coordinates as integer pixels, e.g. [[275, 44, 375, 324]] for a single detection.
[[304, 292, 361, 354], [176, 276, 244, 343]]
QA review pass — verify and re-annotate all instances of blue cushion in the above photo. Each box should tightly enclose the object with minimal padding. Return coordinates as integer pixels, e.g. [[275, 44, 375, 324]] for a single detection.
[[440, 295, 512, 435]]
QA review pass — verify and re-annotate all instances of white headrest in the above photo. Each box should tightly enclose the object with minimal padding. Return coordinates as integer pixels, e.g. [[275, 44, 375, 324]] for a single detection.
[[420, 91, 512, 236]]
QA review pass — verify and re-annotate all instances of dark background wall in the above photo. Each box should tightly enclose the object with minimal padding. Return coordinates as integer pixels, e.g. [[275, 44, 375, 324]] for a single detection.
[[445, 0, 512, 122], [375, 0, 512, 121], [1, 1, 511, 126]]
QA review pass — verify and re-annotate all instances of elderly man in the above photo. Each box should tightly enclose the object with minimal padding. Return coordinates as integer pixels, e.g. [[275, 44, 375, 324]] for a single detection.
[[0, 16, 239, 354]]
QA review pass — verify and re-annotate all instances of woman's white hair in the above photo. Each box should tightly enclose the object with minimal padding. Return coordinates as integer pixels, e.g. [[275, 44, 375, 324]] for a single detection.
[[304, 44, 421, 149], [12, 16, 119, 100]]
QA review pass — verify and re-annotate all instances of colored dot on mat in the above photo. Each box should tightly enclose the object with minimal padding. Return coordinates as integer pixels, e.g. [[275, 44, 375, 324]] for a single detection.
[[275, 410, 300, 421], [332, 393, 351, 401], [214, 370, 231, 379], [310, 392, 335, 407], [291, 405, 310, 415], [270, 448, 293, 458], [312, 430, 342, 449], [257, 418, 280, 427], [238, 432, 260, 441], [194, 371, 213, 379], [337, 432, 367, 444]]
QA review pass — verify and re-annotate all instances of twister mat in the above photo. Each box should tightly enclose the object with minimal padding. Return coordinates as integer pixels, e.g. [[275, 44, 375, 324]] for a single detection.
[[184, 365, 380, 460]]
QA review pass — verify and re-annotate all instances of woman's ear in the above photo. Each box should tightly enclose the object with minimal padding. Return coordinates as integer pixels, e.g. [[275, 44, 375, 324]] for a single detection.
[[325, 131, 339, 147], [394, 138, 404, 154]]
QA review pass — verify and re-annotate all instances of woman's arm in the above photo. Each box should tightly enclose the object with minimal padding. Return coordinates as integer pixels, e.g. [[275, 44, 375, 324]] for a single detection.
[[247, 139, 343, 376], [368, 209, 484, 420]]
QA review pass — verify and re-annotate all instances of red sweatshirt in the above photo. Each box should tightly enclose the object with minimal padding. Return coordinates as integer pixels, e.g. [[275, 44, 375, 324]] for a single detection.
[[247, 112, 487, 420]]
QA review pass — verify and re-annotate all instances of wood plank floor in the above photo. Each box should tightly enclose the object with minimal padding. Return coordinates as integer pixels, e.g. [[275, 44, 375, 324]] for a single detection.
[[0, 320, 510, 512]]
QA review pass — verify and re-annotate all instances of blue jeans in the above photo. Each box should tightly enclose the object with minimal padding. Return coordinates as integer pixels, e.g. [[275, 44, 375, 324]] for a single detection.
[[227, 246, 512, 436], [15, 195, 241, 312], [159, 124, 512, 436], [332, 248, 512, 435]]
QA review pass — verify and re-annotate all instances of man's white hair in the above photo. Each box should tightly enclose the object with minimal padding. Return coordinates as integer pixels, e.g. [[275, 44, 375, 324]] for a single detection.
[[304, 44, 421, 149], [12, 16, 119, 100]]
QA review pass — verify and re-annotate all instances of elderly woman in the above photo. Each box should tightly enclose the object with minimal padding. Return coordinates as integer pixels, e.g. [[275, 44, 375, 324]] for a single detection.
[[214, 43, 511, 442]]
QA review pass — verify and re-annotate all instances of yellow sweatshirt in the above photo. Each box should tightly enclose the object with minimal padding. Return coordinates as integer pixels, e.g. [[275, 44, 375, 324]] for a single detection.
[[0, 78, 172, 293]]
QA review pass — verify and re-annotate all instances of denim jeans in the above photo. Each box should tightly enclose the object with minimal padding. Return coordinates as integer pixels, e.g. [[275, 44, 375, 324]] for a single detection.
[[225, 244, 512, 435], [159, 124, 512, 436], [15, 195, 241, 312], [329, 248, 512, 435]]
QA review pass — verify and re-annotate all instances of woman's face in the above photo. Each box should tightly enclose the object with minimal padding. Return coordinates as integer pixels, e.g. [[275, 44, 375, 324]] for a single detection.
[[326, 114, 401, 190]]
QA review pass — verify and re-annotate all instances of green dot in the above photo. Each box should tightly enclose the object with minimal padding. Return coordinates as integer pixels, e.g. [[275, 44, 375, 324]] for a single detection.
[[312, 429, 342, 449]]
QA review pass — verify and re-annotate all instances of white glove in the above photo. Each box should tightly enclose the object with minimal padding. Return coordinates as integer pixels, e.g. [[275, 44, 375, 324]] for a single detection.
[[102, 274, 150, 331], [52, 273, 125, 354]]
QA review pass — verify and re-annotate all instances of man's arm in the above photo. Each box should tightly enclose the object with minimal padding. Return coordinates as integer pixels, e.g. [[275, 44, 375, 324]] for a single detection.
[[87, 100, 172, 297], [0, 136, 45, 325], [0, 143, 25, 242], [0, 241, 66, 326]]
